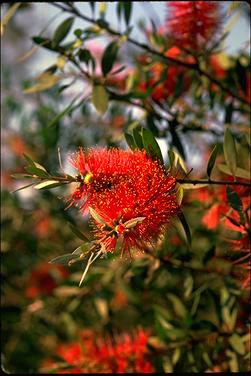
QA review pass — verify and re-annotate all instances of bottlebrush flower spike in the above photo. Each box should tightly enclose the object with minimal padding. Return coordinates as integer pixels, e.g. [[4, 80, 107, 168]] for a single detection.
[[43, 328, 155, 373], [166, 1, 222, 50], [67, 148, 180, 256]]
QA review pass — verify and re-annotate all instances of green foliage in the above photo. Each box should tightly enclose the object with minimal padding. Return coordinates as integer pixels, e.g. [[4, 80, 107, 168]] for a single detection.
[[2, 2, 250, 374]]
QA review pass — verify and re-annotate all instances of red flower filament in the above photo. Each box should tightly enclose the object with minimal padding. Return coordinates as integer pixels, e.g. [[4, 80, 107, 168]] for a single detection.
[[68, 148, 180, 256], [166, 1, 222, 51]]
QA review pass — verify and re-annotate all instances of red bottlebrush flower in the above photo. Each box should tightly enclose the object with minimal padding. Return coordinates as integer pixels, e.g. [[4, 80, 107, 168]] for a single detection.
[[138, 47, 195, 101], [43, 329, 155, 373], [166, 1, 222, 51], [67, 148, 180, 256], [25, 263, 68, 299]]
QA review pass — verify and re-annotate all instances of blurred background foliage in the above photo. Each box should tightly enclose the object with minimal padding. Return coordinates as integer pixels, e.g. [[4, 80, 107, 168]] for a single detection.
[[1, 1, 250, 373]]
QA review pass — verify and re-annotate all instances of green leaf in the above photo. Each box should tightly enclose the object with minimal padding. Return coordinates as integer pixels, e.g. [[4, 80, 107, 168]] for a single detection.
[[133, 127, 144, 149], [11, 173, 33, 179], [11, 182, 36, 194], [217, 163, 250, 179], [125, 132, 137, 150], [224, 128, 237, 177], [229, 333, 245, 355], [52, 17, 74, 47], [169, 119, 186, 160], [167, 293, 187, 319], [72, 243, 90, 256], [34, 180, 62, 190], [101, 41, 119, 76], [89, 207, 107, 225], [207, 144, 219, 178], [69, 224, 90, 242], [78, 48, 96, 71], [25, 166, 49, 178], [203, 246, 215, 265], [236, 60, 247, 95], [32, 36, 59, 52], [49, 253, 80, 265], [124, 217, 145, 229], [122, 2, 132, 26], [92, 84, 109, 114], [177, 212, 192, 247], [23, 153, 36, 167], [142, 128, 164, 164]]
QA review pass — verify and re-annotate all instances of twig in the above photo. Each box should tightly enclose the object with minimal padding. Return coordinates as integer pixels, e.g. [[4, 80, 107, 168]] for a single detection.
[[177, 178, 251, 187], [51, 2, 251, 106]]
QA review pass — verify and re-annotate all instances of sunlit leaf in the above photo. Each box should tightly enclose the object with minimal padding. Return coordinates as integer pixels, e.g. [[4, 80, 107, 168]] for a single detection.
[[23, 73, 61, 94], [217, 163, 250, 179], [34, 180, 61, 190], [11, 182, 37, 194], [1, 3, 21, 35], [92, 84, 109, 114], [89, 207, 107, 225], [124, 217, 145, 229], [229, 333, 245, 355], [25, 166, 49, 178]]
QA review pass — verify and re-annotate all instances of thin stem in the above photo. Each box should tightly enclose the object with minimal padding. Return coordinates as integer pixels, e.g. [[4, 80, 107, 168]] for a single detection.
[[177, 178, 251, 187], [51, 2, 250, 106]]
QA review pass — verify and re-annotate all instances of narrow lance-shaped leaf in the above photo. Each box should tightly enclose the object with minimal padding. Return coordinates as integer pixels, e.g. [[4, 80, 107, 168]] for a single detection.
[[125, 132, 137, 150], [122, 2, 132, 26], [92, 84, 108, 114], [25, 166, 49, 178], [142, 128, 164, 165], [49, 253, 80, 265], [89, 207, 107, 225], [177, 212, 192, 247], [69, 224, 90, 242], [133, 127, 144, 149], [124, 217, 145, 229], [34, 180, 62, 190], [52, 17, 74, 47], [217, 164, 250, 180], [101, 41, 119, 76], [207, 144, 219, 178], [224, 128, 237, 177]]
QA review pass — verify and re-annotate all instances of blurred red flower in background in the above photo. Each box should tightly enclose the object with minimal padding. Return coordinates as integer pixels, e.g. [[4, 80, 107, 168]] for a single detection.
[[138, 47, 195, 101], [26, 263, 68, 299], [166, 1, 222, 51], [43, 328, 155, 373]]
